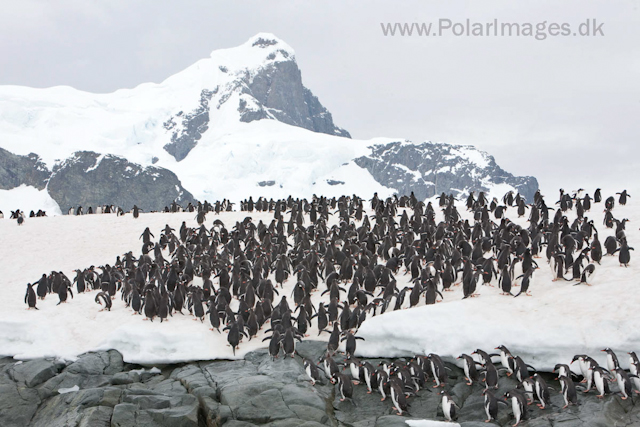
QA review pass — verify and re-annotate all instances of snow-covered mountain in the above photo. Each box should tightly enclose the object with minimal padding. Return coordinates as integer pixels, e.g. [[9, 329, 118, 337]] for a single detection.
[[0, 33, 537, 212]]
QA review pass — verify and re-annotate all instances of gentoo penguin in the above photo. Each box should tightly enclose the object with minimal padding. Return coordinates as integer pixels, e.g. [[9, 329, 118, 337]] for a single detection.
[[514, 267, 536, 297], [616, 190, 630, 205], [533, 373, 551, 409], [615, 240, 634, 267], [482, 388, 500, 423], [520, 377, 536, 404], [559, 376, 578, 408], [427, 353, 448, 387], [457, 353, 480, 385], [95, 291, 112, 311], [360, 361, 376, 393], [335, 373, 355, 405], [377, 369, 390, 400], [440, 390, 458, 422], [346, 356, 361, 384], [389, 378, 409, 415], [496, 345, 515, 376], [571, 354, 594, 388], [24, 283, 37, 309], [322, 356, 340, 383], [574, 263, 596, 286], [629, 352, 640, 376], [263, 330, 281, 360], [503, 389, 528, 426], [594, 188, 602, 203], [553, 363, 572, 380], [615, 368, 633, 400], [602, 348, 621, 372], [591, 365, 611, 398], [303, 358, 321, 385]]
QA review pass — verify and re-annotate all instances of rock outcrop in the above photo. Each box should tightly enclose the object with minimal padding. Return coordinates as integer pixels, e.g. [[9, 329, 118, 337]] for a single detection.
[[0, 147, 50, 190], [46, 151, 196, 212], [1, 343, 637, 427], [355, 141, 539, 202]]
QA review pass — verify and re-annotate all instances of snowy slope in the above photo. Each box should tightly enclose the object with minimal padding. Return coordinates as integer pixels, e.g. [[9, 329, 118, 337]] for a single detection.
[[0, 187, 637, 371], [0, 185, 61, 216]]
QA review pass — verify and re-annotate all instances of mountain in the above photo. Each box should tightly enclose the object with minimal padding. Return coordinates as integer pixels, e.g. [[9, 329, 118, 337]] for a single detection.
[[0, 33, 537, 211]]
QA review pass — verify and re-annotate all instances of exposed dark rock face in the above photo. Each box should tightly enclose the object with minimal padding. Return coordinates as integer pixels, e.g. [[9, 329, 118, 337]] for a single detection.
[[0, 147, 50, 190], [355, 141, 539, 202], [47, 151, 195, 212], [239, 61, 351, 139], [163, 88, 218, 162], [2, 344, 637, 427]]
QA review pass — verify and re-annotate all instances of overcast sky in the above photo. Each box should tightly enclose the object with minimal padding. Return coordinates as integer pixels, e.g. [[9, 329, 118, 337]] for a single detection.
[[1, 0, 638, 192]]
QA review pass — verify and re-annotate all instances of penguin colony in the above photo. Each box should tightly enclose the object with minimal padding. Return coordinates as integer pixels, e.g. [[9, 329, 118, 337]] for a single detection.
[[20, 188, 634, 425], [309, 344, 640, 426]]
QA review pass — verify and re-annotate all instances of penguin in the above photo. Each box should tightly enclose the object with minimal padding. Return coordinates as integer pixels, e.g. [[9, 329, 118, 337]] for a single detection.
[[614, 240, 634, 267], [482, 389, 500, 422], [360, 361, 377, 394], [36, 274, 48, 299], [496, 345, 515, 376], [532, 373, 551, 409], [95, 291, 112, 311], [56, 280, 73, 305], [521, 377, 536, 404], [457, 353, 480, 385], [558, 376, 578, 408], [263, 330, 281, 360], [617, 190, 630, 205], [440, 390, 458, 422], [514, 267, 536, 297], [629, 352, 640, 376], [24, 283, 37, 309], [377, 369, 390, 400], [574, 263, 596, 286], [142, 289, 157, 321], [615, 368, 633, 400], [602, 348, 620, 372], [592, 365, 611, 398], [503, 389, 528, 427], [553, 363, 572, 380], [336, 372, 355, 405], [594, 188, 602, 203], [303, 358, 321, 385], [389, 378, 409, 415], [427, 353, 448, 388]]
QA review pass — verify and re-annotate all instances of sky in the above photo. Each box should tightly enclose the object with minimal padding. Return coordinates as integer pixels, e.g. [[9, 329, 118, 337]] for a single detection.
[[0, 0, 638, 192]]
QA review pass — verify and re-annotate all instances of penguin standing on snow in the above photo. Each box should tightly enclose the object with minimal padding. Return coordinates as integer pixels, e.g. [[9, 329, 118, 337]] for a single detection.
[[24, 283, 37, 309]]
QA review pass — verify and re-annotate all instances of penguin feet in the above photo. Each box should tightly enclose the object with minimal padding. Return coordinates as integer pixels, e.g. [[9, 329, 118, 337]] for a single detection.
[[596, 395, 604, 399]]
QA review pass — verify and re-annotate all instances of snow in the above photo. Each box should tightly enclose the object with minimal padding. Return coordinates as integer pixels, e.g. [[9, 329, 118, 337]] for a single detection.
[[405, 421, 460, 427], [58, 385, 80, 394], [0, 187, 637, 370], [0, 209, 351, 363], [0, 185, 62, 216], [357, 192, 640, 373]]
